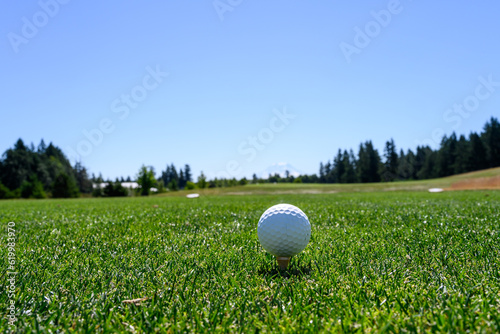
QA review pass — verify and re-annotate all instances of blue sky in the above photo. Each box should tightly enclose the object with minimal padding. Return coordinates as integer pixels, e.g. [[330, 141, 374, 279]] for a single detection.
[[1, 1, 500, 180]]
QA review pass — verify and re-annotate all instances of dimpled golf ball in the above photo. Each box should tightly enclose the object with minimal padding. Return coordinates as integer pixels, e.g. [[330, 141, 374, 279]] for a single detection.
[[257, 204, 311, 257]]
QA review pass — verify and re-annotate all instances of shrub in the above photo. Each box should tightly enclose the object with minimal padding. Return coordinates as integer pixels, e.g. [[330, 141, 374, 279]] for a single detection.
[[103, 182, 128, 197], [0, 182, 11, 199], [20, 175, 46, 199], [185, 181, 196, 190], [52, 173, 80, 198]]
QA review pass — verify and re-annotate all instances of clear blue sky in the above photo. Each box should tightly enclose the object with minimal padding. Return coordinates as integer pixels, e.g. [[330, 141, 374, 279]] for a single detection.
[[2, 1, 500, 180]]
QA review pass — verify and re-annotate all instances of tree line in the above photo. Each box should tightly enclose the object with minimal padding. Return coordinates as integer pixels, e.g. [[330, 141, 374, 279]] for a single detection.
[[1, 117, 498, 198], [0, 139, 199, 198], [0, 139, 88, 199], [315, 117, 500, 184]]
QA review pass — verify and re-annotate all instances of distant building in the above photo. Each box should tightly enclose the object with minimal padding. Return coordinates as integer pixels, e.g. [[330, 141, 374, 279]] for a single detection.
[[92, 182, 157, 193], [93, 182, 139, 189]]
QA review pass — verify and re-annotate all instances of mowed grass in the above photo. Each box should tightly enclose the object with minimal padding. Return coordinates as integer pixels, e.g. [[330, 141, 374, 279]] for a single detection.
[[1, 191, 500, 332], [165, 167, 500, 197]]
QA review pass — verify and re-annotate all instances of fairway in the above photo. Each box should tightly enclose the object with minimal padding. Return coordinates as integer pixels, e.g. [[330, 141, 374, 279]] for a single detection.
[[1, 190, 500, 332]]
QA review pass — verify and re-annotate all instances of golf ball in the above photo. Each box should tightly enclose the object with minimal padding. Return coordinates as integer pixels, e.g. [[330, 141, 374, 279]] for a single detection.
[[257, 203, 311, 257]]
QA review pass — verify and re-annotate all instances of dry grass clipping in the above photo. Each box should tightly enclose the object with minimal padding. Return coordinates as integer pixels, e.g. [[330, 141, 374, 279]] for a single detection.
[[122, 297, 149, 306]]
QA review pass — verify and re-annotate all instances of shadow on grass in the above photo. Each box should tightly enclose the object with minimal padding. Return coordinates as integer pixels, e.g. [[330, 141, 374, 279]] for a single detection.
[[257, 261, 312, 278]]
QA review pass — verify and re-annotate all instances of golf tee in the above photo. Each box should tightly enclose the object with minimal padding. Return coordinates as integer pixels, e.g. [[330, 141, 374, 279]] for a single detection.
[[276, 257, 290, 270]]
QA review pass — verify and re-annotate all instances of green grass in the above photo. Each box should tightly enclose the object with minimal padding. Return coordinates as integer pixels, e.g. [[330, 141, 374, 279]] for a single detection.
[[1, 191, 500, 332]]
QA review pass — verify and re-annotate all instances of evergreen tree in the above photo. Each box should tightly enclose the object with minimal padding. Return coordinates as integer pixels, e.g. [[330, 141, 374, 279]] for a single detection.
[[469, 132, 488, 171], [184, 164, 192, 182], [418, 150, 438, 179], [319, 162, 325, 183], [382, 139, 398, 181], [340, 150, 356, 183], [453, 135, 470, 174], [161, 165, 170, 186], [0, 139, 34, 190], [398, 149, 416, 180], [406, 149, 417, 179], [349, 149, 358, 182], [103, 182, 115, 197], [20, 174, 46, 199], [103, 179, 128, 197], [74, 162, 93, 193], [161, 163, 181, 187], [37, 139, 47, 153], [414, 146, 431, 179], [178, 169, 186, 189], [197, 171, 207, 189], [136, 165, 156, 196], [92, 185, 103, 197], [168, 178, 179, 191], [437, 133, 457, 177], [170, 164, 178, 183], [482, 117, 500, 168], [0, 182, 14, 199], [324, 161, 332, 183], [397, 149, 408, 180], [357, 141, 381, 183], [333, 150, 344, 183], [52, 172, 80, 198], [357, 143, 367, 182]]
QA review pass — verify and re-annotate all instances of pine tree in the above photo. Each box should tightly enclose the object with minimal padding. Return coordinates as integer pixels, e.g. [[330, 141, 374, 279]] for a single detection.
[[469, 132, 488, 171], [74, 162, 93, 193], [405, 149, 417, 180], [184, 164, 192, 182], [37, 139, 47, 153], [319, 162, 325, 183], [382, 139, 398, 181], [136, 165, 156, 196], [349, 149, 358, 182], [414, 146, 429, 179], [418, 150, 438, 179], [357, 141, 381, 183], [170, 164, 178, 183], [482, 117, 500, 168], [340, 150, 356, 183], [103, 179, 128, 197], [397, 149, 408, 180], [179, 169, 186, 189], [324, 161, 332, 183], [161, 165, 172, 186], [437, 133, 457, 177], [357, 143, 367, 182], [0, 139, 34, 190], [20, 174, 46, 199], [197, 171, 207, 189], [453, 135, 470, 174], [52, 172, 80, 198], [333, 149, 344, 183]]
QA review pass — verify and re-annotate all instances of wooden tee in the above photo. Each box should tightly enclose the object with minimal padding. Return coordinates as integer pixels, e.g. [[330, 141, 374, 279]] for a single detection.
[[276, 257, 290, 270]]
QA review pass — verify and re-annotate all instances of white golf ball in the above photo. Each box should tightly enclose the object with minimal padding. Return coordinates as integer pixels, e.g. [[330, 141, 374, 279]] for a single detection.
[[257, 203, 311, 257]]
